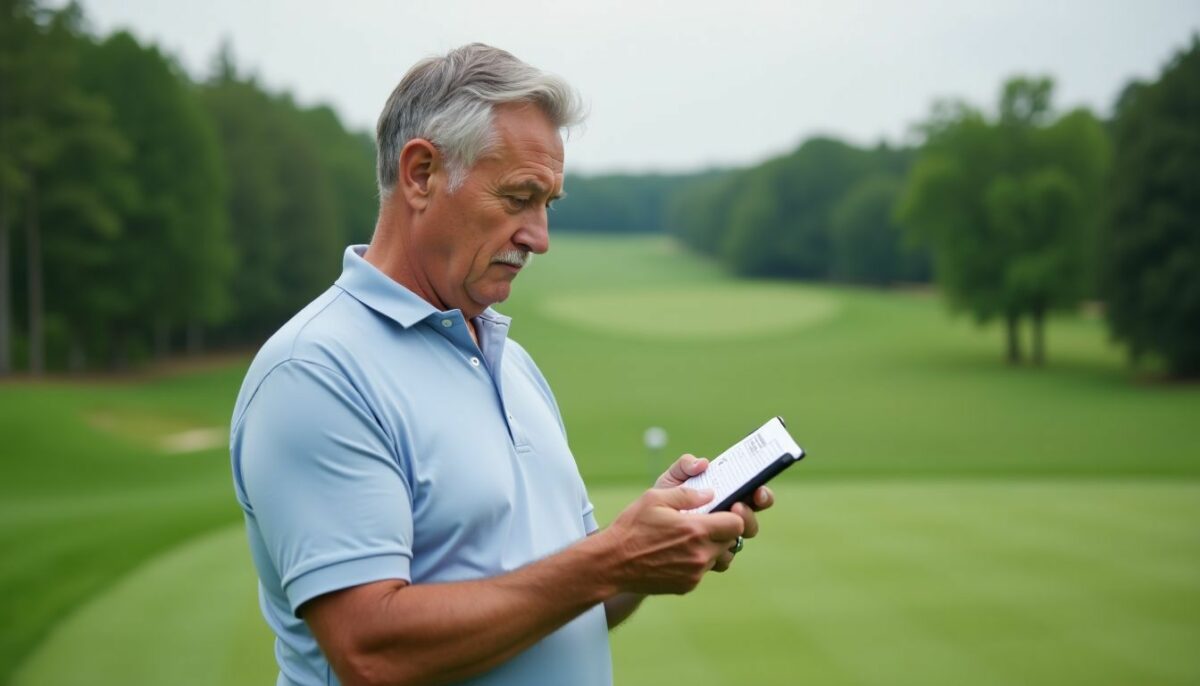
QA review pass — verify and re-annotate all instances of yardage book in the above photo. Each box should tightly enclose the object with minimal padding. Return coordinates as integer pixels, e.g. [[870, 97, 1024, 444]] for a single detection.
[[683, 417, 806, 514]]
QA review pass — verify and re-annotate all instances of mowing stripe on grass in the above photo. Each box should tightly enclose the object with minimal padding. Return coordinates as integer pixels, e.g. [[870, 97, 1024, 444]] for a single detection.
[[598, 479, 1200, 686], [11, 525, 276, 686], [14, 480, 1199, 686]]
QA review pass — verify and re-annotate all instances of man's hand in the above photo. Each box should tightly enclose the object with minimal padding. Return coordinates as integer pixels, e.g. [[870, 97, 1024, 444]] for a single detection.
[[654, 453, 775, 573], [600, 486, 743, 595]]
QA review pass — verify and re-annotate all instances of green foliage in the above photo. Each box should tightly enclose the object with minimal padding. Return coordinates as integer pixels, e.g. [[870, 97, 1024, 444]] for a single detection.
[[725, 139, 869, 277], [667, 138, 922, 284], [295, 105, 378, 246], [1103, 38, 1200, 378], [897, 79, 1111, 364], [200, 70, 368, 341], [552, 171, 729, 234], [0, 1, 377, 371], [830, 173, 930, 285], [2, 2, 140, 371], [75, 31, 232, 361], [664, 171, 738, 255]]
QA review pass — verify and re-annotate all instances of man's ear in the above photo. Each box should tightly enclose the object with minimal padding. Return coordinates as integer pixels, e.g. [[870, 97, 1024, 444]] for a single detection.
[[397, 138, 442, 211]]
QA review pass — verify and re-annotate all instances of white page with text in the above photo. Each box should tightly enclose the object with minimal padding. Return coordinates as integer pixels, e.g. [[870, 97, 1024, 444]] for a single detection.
[[683, 417, 802, 514]]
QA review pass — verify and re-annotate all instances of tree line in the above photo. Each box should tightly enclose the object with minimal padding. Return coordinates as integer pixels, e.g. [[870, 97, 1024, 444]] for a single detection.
[[2, 0, 1196, 378], [1, 0, 375, 373]]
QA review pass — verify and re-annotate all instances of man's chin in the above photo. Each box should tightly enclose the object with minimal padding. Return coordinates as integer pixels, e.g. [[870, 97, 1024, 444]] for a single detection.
[[470, 284, 512, 310]]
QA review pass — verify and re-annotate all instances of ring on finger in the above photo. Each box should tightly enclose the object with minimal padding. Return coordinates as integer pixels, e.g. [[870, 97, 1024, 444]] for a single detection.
[[729, 535, 744, 554]]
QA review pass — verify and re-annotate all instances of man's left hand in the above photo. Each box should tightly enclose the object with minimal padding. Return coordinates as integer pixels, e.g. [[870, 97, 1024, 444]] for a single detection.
[[654, 454, 775, 572]]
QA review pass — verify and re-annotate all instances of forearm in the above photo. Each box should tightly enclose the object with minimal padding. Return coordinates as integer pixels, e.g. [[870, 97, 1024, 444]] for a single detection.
[[311, 533, 621, 686], [603, 592, 646, 630], [307, 485, 744, 686]]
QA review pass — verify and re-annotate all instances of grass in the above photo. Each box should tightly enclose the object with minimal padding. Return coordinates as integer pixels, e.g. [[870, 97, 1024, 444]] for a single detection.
[[511, 236, 1199, 482], [1, 234, 1197, 684], [13, 482, 1199, 685], [0, 367, 247, 680]]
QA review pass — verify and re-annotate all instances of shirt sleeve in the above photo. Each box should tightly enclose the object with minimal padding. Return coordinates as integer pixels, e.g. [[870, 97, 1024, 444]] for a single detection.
[[234, 358, 413, 616]]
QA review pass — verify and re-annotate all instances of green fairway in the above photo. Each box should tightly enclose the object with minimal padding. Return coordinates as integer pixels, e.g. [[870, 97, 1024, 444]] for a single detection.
[[1, 234, 1197, 684], [13, 481, 1200, 686], [540, 284, 840, 340], [506, 237, 1200, 483]]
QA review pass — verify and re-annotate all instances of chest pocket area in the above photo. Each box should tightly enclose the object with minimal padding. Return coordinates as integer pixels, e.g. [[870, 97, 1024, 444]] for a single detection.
[[405, 394, 518, 567], [503, 376, 589, 528]]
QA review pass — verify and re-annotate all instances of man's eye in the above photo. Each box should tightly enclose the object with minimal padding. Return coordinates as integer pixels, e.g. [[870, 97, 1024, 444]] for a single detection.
[[505, 196, 531, 210]]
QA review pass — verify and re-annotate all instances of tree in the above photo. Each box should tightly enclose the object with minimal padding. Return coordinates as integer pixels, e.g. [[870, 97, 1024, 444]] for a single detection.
[[830, 173, 929, 285], [1103, 38, 1200, 378], [665, 137, 920, 282], [665, 171, 738, 256], [897, 78, 1110, 365], [550, 171, 730, 234], [201, 62, 343, 341], [77, 31, 231, 362], [722, 138, 876, 278], [0, 0, 41, 374], [295, 104, 376, 246], [2, 2, 135, 373]]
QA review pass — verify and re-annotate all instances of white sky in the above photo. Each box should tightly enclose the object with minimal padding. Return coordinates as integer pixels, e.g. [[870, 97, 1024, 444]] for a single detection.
[[73, 0, 1200, 174]]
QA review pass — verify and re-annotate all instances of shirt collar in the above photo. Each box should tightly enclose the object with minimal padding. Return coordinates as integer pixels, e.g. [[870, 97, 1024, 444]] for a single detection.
[[334, 245, 513, 330], [334, 245, 439, 328]]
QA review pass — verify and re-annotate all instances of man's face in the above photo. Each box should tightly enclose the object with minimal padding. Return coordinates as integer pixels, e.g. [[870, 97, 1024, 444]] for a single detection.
[[413, 102, 564, 318]]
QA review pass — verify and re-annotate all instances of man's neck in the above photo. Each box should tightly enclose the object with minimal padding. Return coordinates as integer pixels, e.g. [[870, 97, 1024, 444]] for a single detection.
[[366, 209, 483, 349]]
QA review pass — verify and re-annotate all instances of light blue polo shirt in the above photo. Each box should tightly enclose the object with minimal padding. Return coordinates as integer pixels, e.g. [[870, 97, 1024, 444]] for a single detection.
[[230, 245, 611, 686]]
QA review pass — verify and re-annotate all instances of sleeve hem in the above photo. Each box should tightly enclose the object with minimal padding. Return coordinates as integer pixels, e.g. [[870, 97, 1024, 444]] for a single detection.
[[285, 552, 412, 617], [583, 506, 599, 535]]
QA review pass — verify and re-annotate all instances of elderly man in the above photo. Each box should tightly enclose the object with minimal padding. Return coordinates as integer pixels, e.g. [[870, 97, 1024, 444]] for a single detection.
[[230, 43, 773, 686]]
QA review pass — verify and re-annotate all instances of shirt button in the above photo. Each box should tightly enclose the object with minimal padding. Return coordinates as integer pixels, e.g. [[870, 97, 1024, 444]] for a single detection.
[[441, 319, 453, 328], [470, 356, 481, 367]]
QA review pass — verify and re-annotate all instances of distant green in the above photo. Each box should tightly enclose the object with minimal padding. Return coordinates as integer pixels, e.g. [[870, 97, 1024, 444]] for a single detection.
[[1, 235, 1197, 684]]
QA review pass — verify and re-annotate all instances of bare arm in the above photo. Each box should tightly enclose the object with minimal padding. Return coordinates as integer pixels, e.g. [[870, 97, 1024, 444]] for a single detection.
[[304, 486, 744, 686]]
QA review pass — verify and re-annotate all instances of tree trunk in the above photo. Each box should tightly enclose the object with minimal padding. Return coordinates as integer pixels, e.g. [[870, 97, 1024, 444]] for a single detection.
[[112, 328, 129, 371], [1031, 306, 1045, 366], [0, 191, 11, 376], [1005, 311, 1022, 364], [186, 320, 203, 356], [68, 333, 86, 373], [154, 319, 170, 360], [26, 179, 44, 375]]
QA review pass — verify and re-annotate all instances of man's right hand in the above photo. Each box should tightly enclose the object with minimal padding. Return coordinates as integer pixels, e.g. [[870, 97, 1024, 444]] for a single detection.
[[597, 486, 745, 596]]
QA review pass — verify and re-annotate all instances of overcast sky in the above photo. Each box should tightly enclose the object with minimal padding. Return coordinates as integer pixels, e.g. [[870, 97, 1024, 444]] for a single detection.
[[71, 0, 1200, 174]]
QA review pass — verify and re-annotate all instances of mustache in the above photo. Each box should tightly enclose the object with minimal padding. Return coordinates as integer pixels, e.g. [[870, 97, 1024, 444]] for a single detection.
[[491, 249, 531, 268]]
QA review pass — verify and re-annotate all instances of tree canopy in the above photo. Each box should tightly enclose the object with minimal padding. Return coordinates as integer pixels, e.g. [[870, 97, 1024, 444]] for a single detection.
[[897, 78, 1110, 364], [667, 138, 922, 284], [1102, 39, 1200, 378]]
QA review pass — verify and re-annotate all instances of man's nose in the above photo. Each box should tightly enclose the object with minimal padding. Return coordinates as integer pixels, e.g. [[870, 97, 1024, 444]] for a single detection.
[[514, 212, 550, 255]]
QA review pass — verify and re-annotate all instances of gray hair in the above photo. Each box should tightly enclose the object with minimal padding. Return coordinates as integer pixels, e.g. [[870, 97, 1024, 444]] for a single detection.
[[376, 43, 586, 197]]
